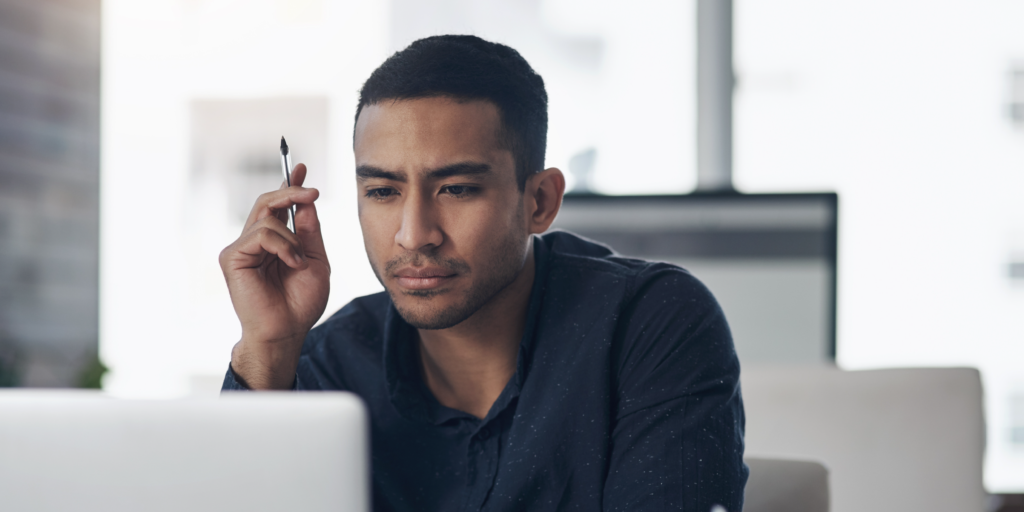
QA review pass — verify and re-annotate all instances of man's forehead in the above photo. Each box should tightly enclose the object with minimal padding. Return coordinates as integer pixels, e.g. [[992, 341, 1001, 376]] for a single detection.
[[353, 97, 510, 171]]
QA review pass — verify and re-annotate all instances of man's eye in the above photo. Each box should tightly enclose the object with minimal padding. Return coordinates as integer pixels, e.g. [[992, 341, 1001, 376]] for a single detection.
[[366, 188, 396, 200], [442, 185, 476, 197]]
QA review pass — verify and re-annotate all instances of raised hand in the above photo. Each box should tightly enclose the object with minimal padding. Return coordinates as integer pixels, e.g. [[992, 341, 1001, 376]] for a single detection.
[[219, 163, 330, 389]]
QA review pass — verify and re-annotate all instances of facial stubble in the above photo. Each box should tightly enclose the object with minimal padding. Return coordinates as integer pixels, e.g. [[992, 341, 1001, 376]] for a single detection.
[[372, 204, 530, 330]]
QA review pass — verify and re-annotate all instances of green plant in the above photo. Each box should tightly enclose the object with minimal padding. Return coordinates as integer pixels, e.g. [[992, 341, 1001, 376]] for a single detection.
[[77, 352, 108, 389]]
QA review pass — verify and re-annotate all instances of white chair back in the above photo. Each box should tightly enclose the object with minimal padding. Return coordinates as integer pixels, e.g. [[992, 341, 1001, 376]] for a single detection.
[[744, 457, 829, 512], [742, 366, 985, 512]]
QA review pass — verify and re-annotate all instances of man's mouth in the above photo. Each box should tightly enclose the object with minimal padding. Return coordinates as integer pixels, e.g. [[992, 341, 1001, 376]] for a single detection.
[[392, 267, 458, 290]]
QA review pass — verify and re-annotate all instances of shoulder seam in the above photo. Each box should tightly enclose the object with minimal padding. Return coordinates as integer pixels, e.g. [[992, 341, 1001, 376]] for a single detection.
[[548, 252, 644, 279]]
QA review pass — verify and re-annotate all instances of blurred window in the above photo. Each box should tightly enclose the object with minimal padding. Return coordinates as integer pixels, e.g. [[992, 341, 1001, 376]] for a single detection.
[[389, 0, 699, 194], [735, 0, 1024, 491]]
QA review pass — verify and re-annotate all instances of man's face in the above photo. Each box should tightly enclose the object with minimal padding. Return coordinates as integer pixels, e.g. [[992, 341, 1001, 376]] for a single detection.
[[353, 97, 530, 330]]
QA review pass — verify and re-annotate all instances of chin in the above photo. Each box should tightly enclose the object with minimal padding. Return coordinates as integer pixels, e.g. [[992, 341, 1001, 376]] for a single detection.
[[381, 283, 465, 330], [392, 296, 476, 330]]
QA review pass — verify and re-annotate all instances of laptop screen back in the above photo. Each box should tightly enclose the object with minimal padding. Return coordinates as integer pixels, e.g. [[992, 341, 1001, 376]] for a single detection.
[[0, 391, 369, 512]]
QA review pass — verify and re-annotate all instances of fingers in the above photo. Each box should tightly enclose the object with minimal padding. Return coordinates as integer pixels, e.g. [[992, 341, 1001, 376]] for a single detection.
[[290, 163, 307, 187], [233, 162, 325, 269], [222, 216, 309, 271], [292, 200, 328, 266], [277, 163, 308, 190], [245, 183, 319, 231], [272, 163, 309, 225]]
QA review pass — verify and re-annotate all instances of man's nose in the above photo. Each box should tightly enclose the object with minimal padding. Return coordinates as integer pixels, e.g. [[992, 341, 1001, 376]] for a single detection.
[[395, 192, 443, 252]]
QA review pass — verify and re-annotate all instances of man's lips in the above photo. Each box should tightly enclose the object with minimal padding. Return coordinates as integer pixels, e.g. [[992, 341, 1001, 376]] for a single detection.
[[392, 267, 458, 290]]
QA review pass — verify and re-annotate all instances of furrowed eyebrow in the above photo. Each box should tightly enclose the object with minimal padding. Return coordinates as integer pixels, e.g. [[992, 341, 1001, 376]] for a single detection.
[[356, 165, 406, 182], [426, 162, 492, 180], [355, 162, 492, 183]]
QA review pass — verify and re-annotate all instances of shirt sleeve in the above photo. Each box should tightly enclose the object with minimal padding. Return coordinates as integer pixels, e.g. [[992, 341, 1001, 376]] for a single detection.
[[220, 363, 250, 391], [603, 265, 748, 512], [219, 324, 344, 393], [219, 363, 303, 392]]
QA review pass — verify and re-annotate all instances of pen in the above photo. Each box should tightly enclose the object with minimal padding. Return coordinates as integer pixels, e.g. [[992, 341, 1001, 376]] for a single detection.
[[279, 136, 296, 233]]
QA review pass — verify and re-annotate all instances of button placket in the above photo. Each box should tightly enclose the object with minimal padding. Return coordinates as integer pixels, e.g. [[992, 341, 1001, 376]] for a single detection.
[[462, 423, 501, 511]]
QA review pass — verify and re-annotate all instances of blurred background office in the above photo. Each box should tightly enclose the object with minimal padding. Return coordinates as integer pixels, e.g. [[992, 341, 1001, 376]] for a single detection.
[[0, 0, 1022, 501]]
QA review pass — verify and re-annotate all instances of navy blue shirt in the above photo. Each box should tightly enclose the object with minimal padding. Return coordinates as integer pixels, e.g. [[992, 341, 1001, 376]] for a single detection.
[[223, 231, 748, 511]]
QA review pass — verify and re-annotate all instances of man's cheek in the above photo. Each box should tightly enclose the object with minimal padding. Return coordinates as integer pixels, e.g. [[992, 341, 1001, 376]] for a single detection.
[[361, 216, 389, 251]]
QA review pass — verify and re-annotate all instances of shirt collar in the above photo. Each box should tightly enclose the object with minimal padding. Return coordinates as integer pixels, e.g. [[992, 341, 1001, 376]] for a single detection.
[[382, 235, 551, 425]]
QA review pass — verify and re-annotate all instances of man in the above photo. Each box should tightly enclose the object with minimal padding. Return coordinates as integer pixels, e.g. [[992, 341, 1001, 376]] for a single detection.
[[221, 35, 747, 511]]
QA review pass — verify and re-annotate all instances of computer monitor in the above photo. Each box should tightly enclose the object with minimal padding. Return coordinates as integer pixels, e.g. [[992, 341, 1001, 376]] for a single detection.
[[0, 390, 369, 512], [550, 192, 838, 364]]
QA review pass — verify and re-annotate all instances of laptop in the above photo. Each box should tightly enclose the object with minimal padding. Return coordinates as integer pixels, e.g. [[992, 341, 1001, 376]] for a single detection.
[[0, 390, 369, 512]]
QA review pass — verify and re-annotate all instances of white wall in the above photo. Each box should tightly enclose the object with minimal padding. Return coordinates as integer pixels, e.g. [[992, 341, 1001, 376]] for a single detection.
[[101, 0, 389, 398]]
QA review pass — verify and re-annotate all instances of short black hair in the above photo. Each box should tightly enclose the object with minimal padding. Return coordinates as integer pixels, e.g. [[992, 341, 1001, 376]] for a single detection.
[[356, 35, 548, 190]]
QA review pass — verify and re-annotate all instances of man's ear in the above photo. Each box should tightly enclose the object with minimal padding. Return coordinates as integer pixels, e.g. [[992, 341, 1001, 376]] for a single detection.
[[525, 167, 565, 235]]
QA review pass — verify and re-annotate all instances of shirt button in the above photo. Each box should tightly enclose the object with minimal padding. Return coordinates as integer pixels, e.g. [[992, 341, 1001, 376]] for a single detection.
[[478, 427, 491, 440]]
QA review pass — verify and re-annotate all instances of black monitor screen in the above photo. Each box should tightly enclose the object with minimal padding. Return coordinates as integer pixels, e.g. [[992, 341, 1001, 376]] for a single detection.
[[549, 192, 838, 364]]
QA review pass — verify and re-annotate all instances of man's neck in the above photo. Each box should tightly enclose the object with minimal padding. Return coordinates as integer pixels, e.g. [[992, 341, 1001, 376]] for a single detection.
[[417, 246, 536, 420]]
